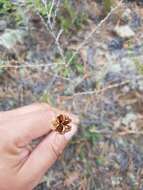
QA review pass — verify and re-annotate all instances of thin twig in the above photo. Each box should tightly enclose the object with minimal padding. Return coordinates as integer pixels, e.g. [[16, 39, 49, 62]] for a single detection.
[[43, 0, 66, 64], [67, 0, 124, 65], [73, 80, 130, 96], [90, 129, 143, 136], [47, 0, 55, 29]]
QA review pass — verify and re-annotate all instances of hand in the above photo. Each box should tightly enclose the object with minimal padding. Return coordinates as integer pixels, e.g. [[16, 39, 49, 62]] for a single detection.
[[0, 103, 78, 190]]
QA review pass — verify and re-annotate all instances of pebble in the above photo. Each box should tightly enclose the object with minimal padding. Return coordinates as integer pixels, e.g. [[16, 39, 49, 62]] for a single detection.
[[137, 0, 143, 6], [108, 64, 122, 73], [121, 85, 130, 94], [0, 20, 7, 32], [137, 80, 143, 92], [121, 8, 132, 23], [130, 13, 141, 29], [108, 38, 123, 51], [0, 29, 26, 49], [114, 25, 135, 39], [122, 112, 137, 126]]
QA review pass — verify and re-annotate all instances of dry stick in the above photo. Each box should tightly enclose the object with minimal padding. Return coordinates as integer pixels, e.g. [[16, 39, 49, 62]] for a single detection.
[[73, 80, 130, 96], [0, 63, 71, 82], [67, 0, 124, 66], [31, 0, 66, 64], [43, 0, 66, 64], [90, 129, 143, 136], [73, 75, 143, 96]]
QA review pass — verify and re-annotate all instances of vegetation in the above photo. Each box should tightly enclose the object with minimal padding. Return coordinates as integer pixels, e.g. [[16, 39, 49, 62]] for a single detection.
[[26, 0, 53, 17], [57, 0, 88, 33], [103, 0, 114, 14], [134, 58, 143, 75], [55, 50, 84, 78], [0, 0, 16, 15], [0, 0, 23, 26], [27, 0, 88, 33]]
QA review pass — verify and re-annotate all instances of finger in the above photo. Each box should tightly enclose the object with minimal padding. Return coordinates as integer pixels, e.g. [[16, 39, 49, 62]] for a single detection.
[[0, 103, 79, 125], [9, 103, 79, 125], [0, 103, 49, 121], [6, 104, 79, 147], [10, 107, 55, 146], [19, 124, 77, 183]]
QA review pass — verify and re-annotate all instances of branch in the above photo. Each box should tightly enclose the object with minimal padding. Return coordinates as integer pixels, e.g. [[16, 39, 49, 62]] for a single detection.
[[67, 0, 124, 65]]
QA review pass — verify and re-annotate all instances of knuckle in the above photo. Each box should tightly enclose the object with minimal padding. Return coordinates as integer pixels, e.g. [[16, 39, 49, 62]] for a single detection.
[[13, 135, 24, 147]]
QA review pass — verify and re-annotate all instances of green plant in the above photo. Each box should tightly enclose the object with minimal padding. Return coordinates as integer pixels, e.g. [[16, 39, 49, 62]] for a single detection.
[[39, 91, 56, 106], [26, 0, 54, 17], [103, 0, 112, 14], [54, 50, 84, 78], [0, 0, 16, 15], [134, 58, 143, 75], [65, 50, 84, 74], [57, 0, 88, 33], [57, 0, 76, 33], [74, 12, 88, 30], [27, 0, 88, 33], [0, 0, 23, 26], [83, 126, 102, 145]]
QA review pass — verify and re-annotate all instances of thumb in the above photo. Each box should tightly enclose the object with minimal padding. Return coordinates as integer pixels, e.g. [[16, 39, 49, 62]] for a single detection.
[[19, 123, 77, 185]]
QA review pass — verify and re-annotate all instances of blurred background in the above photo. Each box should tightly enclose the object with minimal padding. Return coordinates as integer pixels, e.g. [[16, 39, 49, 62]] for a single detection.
[[0, 0, 143, 189]]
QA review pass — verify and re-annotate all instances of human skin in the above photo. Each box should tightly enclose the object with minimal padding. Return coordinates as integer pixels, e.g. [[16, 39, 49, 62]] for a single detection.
[[0, 103, 78, 190]]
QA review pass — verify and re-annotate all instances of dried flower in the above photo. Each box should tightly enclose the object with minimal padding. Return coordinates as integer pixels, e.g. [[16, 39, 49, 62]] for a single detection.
[[52, 114, 72, 134]]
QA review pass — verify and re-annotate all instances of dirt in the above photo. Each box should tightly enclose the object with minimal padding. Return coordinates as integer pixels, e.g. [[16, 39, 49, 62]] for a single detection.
[[1, 1, 143, 189]]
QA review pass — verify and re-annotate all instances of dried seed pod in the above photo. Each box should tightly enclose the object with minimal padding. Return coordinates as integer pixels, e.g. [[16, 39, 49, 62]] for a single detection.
[[52, 114, 72, 134]]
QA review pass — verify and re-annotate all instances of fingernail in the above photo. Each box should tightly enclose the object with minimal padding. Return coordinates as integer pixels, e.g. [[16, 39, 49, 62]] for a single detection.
[[64, 124, 77, 141]]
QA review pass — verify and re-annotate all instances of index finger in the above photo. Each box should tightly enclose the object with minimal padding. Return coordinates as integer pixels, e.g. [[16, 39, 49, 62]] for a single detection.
[[0, 103, 49, 122], [4, 103, 79, 146]]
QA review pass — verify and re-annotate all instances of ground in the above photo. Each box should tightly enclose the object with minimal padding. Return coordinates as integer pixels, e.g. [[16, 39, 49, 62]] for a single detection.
[[0, 0, 143, 189]]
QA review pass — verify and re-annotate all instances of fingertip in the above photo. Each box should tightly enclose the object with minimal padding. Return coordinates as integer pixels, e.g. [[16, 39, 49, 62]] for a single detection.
[[64, 123, 78, 141], [71, 114, 80, 125]]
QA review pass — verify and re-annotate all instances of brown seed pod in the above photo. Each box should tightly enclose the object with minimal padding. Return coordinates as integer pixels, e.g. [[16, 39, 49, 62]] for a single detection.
[[52, 114, 72, 134]]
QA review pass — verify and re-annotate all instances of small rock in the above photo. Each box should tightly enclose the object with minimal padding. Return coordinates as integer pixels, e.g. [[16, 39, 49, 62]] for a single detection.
[[0, 29, 26, 49], [130, 13, 141, 29], [125, 105, 132, 111], [108, 64, 122, 73], [137, 0, 143, 6], [111, 176, 122, 186], [117, 150, 129, 173], [104, 64, 122, 84], [121, 57, 137, 75], [121, 8, 132, 23], [130, 121, 137, 131], [108, 38, 123, 51], [122, 112, 137, 126], [137, 80, 143, 92], [114, 25, 135, 39], [129, 79, 138, 90], [121, 85, 130, 94], [0, 20, 7, 32]]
